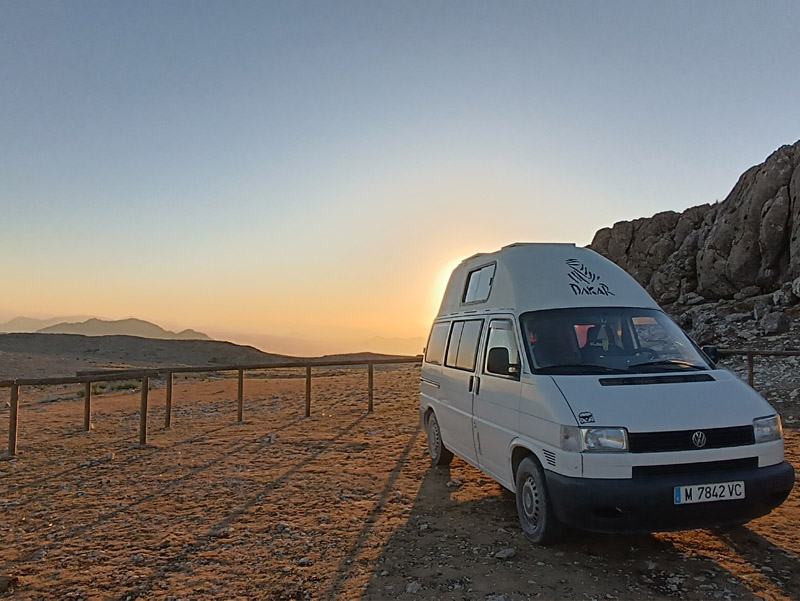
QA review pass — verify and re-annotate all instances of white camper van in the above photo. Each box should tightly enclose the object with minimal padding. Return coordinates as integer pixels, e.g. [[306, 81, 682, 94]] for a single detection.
[[420, 243, 794, 544]]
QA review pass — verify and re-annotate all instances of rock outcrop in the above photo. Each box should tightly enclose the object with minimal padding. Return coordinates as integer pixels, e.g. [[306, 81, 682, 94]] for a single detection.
[[590, 140, 800, 346], [591, 140, 800, 303]]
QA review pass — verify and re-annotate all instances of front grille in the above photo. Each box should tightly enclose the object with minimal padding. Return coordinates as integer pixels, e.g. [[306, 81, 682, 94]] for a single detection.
[[632, 457, 758, 478], [628, 425, 755, 453]]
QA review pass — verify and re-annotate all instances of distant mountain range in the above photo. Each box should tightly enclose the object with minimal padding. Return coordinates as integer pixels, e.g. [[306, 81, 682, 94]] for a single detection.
[[362, 336, 425, 356], [0, 315, 95, 332], [0, 316, 211, 341], [0, 316, 425, 356], [0, 333, 283, 380], [214, 332, 426, 357]]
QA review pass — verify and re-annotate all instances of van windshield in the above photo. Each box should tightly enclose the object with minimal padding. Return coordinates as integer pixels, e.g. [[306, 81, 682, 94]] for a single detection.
[[519, 307, 711, 375]]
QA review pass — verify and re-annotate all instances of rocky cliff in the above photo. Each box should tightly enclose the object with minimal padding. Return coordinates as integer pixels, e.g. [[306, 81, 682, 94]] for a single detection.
[[590, 140, 800, 346]]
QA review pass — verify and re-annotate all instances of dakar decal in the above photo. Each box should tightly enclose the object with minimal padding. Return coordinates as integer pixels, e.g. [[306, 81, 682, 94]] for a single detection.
[[566, 258, 615, 297], [578, 411, 595, 424]]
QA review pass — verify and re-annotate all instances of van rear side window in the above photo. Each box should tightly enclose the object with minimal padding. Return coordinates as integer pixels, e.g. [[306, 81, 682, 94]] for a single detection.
[[463, 264, 495, 303], [445, 319, 483, 371], [424, 322, 450, 365]]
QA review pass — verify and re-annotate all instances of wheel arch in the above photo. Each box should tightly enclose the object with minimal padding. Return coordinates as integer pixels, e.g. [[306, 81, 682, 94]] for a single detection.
[[510, 442, 544, 481], [422, 404, 436, 425]]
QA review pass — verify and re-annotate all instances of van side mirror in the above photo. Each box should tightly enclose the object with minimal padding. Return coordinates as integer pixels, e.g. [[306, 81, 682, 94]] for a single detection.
[[487, 347, 510, 375], [701, 344, 719, 364]]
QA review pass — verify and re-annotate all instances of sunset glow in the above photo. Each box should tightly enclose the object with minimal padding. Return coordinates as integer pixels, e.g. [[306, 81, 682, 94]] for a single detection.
[[2, 2, 798, 355]]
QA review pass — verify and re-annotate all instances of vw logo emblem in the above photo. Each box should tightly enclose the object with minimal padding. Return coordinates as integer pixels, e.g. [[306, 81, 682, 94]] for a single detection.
[[692, 431, 707, 448]]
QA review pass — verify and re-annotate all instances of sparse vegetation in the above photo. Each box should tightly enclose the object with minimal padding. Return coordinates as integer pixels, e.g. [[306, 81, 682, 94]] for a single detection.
[[77, 380, 135, 397], [109, 379, 139, 392]]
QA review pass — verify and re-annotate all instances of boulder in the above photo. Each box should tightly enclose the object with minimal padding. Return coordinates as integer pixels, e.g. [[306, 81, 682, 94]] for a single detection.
[[761, 311, 789, 335], [683, 292, 706, 306], [753, 297, 773, 321], [773, 282, 798, 307], [724, 313, 752, 323], [742, 286, 762, 298], [590, 140, 800, 304], [674, 310, 693, 329]]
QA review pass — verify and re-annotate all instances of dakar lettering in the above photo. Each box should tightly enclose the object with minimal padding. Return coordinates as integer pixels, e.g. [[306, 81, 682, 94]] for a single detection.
[[566, 259, 615, 296], [569, 282, 615, 296]]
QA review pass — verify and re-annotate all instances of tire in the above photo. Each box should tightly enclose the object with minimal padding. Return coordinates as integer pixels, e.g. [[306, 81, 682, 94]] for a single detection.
[[515, 456, 562, 545], [425, 411, 453, 466]]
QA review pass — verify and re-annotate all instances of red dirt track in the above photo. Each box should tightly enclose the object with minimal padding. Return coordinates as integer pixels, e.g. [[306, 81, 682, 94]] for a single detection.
[[1, 365, 798, 600]]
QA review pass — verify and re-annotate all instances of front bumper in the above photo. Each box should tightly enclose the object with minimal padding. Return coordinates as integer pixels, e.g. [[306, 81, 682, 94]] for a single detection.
[[545, 461, 795, 533]]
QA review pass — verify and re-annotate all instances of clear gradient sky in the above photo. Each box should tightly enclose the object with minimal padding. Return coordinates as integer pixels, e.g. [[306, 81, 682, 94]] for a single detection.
[[2, 1, 799, 354]]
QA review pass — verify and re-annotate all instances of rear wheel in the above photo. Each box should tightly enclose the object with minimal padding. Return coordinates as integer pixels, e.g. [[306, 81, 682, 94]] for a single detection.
[[515, 456, 562, 545], [425, 411, 453, 466]]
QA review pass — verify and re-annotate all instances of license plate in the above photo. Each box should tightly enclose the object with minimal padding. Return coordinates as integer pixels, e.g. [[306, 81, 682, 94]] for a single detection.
[[674, 481, 745, 504]]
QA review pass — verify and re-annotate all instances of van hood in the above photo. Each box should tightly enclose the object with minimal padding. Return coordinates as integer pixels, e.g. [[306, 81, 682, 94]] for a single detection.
[[551, 369, 775, 432]]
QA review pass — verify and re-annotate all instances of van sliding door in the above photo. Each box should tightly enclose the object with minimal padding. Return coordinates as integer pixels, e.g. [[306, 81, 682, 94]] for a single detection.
[[437, 318, 484, 466]]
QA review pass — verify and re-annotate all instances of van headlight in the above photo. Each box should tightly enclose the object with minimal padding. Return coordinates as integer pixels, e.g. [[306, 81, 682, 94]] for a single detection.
[[560, 425, 628, 452], [753, 415, 783, 443]]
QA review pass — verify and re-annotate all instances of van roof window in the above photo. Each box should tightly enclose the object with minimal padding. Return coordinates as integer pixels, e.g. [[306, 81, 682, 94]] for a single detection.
[[463, 263, 495, 304]]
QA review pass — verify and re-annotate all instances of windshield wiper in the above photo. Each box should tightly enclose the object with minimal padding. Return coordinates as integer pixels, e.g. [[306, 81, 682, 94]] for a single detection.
[[537, 364, 630, 375], [627, 360, 706, 373]]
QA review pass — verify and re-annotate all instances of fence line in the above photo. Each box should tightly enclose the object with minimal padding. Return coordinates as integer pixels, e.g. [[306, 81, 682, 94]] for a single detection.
[[4, 349, 796, 457], [2, 357, 422, 457], [717, 348, 800, 388]]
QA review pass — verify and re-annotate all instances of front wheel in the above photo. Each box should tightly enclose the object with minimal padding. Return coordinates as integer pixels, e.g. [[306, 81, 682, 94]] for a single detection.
[[515, 456, 562, 545], [425, 411, 453, 466]]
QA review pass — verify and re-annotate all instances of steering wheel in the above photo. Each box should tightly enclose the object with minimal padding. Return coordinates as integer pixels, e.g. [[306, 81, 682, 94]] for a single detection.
[[634, 347, 658, 360]]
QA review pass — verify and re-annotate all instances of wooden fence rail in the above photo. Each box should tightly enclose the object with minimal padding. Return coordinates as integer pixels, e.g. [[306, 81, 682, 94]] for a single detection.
[[2, 356, 422, 457], [3, 349, 796, 457], [717, 348, 800, 388]]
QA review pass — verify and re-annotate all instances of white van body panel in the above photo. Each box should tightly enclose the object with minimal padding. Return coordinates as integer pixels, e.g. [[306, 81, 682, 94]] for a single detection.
[[550, 370, 774, 432], [518, 377, 577, 425], [437, 243, 660, 317]]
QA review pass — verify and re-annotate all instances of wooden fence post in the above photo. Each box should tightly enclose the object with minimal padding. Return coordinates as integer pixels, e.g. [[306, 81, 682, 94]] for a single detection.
[[165, 372, 173, 429], [368, 363, 374, 413], [237, 369, 244, 422], [305, 365, 311, 417], [8, 383, 19, 456], [747, 352, 754, 388], [139, 377, 149, 446], [83, 381, 92, 431]]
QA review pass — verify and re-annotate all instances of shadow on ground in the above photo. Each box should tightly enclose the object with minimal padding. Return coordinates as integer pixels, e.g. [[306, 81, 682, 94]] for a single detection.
[[360, 453, 800, 601]]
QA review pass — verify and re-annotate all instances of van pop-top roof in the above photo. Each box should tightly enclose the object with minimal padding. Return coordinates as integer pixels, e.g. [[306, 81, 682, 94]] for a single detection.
[[437, 243, 660, 317]]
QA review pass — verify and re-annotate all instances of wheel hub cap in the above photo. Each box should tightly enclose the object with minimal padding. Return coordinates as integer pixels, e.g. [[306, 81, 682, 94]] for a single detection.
[[427, 421, 440, 454], [522, 476, 540, 525]]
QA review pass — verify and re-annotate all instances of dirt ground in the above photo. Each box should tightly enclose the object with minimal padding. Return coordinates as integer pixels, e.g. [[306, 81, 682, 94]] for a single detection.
[[1, 365, 798, 600]]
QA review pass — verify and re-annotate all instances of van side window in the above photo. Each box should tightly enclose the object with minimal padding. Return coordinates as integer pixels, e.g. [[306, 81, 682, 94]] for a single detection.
[[463, 264, 496, 303], [444, 319, 483, 371], [445, 322, 464, 367], [424, 322, 450, 365], [484, 319, 521, 380]]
